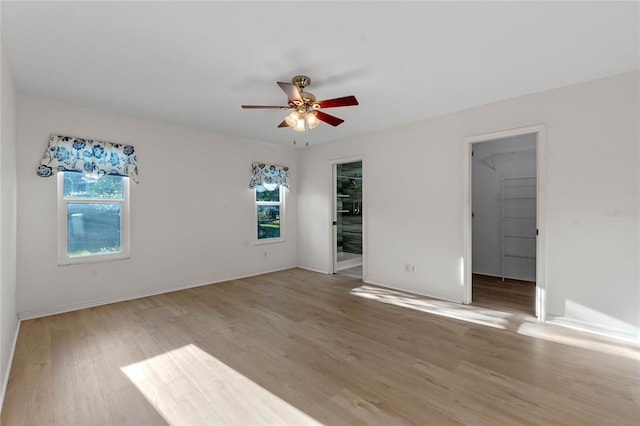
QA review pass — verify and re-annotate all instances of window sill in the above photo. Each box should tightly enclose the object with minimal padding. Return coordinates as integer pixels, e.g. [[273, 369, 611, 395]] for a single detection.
[[59, 254, 130, 266], [255, 238, 285, 246]]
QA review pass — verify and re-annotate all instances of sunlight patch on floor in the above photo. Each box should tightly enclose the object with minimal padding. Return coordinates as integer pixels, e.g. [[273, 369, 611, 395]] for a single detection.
[[517, 322, 640, 360], [349, 285, 639, 359], [121, 344, 321, 426], [350, 285, 510, 329]]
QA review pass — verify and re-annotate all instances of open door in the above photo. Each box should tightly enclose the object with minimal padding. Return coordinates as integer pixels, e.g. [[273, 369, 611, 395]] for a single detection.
[[333, 160, 363, 278]]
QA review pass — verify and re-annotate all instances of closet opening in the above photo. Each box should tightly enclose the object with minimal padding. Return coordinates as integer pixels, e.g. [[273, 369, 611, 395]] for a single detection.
[[466, 128, 545, 319]]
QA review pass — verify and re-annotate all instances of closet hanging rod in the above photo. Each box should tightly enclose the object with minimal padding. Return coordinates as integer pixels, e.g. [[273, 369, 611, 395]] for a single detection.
[[477, 146, 536, 170], [501, 176, 536, 180], [477, 146, 536, 161]]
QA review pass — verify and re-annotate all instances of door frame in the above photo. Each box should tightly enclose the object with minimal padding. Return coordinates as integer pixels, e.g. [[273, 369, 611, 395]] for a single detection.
[[330, 156, 366, 279], [462, 124, 547, 321]]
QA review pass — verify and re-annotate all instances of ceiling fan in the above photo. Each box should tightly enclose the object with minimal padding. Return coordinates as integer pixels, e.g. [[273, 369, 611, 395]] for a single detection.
[[241, 75, 359, 132]]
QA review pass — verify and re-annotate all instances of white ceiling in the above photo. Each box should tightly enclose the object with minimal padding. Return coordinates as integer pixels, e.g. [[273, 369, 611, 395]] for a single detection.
[[2, 1, 638, 148]]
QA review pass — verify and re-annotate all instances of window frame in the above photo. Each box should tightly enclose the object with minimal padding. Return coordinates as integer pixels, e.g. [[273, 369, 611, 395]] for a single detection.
[[57, 172, 130, 265], [255, 185, 285, 244]]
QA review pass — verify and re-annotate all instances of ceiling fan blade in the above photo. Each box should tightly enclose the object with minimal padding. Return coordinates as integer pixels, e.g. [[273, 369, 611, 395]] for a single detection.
[[316, 95, 359, 109], [277, 82, 303, 103], [241, 105, 290, 109], [277, 120, 290, 128], [316, 111, 344, 127]]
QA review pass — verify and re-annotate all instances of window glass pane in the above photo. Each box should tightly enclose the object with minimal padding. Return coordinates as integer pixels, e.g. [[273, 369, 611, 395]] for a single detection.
[[255, 185, 280, 202], [257, 205, 280, 239], [68, 203, 121, 257], [64, 172, 124, 198]]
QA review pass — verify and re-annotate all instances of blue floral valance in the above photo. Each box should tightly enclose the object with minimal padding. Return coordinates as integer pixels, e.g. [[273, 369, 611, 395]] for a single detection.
[[36, 135, 139, 183], [248, 162, 289, 189]]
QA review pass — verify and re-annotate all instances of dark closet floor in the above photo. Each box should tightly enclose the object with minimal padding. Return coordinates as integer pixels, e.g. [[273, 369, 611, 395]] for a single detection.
[[472, 273, 536, 316]]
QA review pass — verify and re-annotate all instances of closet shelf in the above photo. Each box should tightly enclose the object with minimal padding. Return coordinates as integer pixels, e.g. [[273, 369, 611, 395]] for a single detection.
[[501, 177, 537, 281], [504, 254, 536, 260], [502, 216, 536, 220]]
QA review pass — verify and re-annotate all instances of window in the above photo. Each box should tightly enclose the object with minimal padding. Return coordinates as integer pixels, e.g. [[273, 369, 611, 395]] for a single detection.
[[255, 184, 284, 242], [58, 172, 130, 264]]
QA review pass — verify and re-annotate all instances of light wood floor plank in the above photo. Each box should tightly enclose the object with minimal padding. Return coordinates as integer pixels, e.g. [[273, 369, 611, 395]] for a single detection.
[[2, 268, 638, 425]]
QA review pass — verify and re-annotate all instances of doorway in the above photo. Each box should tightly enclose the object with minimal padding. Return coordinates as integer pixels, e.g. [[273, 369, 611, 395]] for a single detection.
[[472, 135, 536, 315], [463, 125, 546, 320], [333, 160, 363, 278]]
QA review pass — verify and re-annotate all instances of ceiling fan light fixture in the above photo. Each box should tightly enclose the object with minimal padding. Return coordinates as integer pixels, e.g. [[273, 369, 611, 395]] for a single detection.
[[286, 111, 307, 131], [307, 111, 320, 129], [293, 116, 306, 132], [285, 111, 299, 127]]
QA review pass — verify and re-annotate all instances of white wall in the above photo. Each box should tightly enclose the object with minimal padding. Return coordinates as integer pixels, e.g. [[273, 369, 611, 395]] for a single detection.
[[10, 71, 640, 343], [297, 71, 639, 341], [472, 134, 537, 280], [0, 37, 19, 407], [16, 96, 298, 318]]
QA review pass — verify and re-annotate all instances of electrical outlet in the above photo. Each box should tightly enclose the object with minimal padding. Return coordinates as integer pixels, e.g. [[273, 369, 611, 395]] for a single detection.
[[404, 264, 411, 272]]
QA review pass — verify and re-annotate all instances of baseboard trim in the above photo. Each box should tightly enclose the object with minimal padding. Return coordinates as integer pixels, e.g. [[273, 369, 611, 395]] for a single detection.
[[297, 265, 331, 274], [472, 271, 536, 282], [471, 270, 501, 278], [363, 277, 463, 304], [18, 266, 296, 321], [0, 320, 21, 415], [546, 315, 639, 344]]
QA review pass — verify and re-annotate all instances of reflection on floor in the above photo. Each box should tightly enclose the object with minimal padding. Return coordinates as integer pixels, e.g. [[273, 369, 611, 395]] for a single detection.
[[337, 265, 362, 279], [336, 251, 361, 262], [336, 251, 362, 272]]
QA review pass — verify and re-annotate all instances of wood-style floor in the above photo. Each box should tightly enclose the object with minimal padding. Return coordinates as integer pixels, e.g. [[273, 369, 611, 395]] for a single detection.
[[472, 273, 535, 316], [2, 268, 638, 425]]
